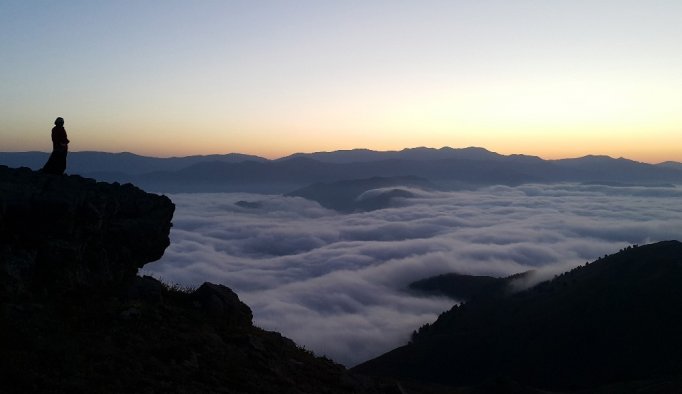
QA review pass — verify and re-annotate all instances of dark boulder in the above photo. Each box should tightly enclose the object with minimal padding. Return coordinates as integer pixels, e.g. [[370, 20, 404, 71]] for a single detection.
[[126, 275, 166, 304], [192, 282, 253, 327]]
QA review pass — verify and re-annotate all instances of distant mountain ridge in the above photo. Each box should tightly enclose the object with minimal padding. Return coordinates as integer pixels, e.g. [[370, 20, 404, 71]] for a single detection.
[[279, 146, 517, 163], [658, 161, 682, 171], [2, 147, 681, 193], [0, 151, 267, 176]]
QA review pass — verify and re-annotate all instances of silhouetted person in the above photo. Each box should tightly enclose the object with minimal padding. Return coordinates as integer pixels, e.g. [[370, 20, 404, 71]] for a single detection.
[[41, 117, 70, 175]]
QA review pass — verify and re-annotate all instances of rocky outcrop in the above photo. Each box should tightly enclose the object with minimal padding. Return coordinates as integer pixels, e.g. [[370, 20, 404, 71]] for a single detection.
[[0, 166, 389, 394], [0, 165, 174, 299], [192, 282, 254, 327]]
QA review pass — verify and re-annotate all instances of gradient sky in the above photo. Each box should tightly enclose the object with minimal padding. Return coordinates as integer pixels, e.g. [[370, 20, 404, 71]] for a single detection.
[[1, 1, 680, 162]]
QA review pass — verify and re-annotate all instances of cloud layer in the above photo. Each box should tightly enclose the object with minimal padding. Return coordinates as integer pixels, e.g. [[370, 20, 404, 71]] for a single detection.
[[143, 183, 682, 366]]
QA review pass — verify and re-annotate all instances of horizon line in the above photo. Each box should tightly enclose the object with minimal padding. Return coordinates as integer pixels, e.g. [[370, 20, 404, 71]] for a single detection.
[[0, 146, 679, 165]]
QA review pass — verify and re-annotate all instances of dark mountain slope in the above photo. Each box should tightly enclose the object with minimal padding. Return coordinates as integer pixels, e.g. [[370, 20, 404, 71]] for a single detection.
[[355, 241, 682, 392]]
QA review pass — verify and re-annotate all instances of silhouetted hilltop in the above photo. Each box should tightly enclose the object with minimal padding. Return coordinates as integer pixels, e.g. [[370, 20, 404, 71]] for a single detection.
[[354, 241, 682, 392], [552, 155, 682, 183], [279, 146, 508, 163], [408, 271, 532, 302], [0, 166, 387, 394], [286, 176, 436, 212], [657, 161, 682, 171]]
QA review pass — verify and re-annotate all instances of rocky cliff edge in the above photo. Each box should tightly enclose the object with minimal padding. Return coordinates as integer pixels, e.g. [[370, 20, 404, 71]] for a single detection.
[[0, 165, 174, 298], [0, 166, 392, 394]]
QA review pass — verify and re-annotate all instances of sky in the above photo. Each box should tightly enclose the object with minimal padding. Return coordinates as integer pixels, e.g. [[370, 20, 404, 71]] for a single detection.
[[143, 184, 682, 366], [1, 1, 681, 162]]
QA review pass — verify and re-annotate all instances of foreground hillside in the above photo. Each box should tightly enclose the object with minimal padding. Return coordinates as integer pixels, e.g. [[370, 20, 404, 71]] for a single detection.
[[355, 241, 682, 392], [0, 166, 385, 394]]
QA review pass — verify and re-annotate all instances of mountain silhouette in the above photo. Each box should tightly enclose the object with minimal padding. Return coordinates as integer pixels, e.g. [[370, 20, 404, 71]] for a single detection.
[[0, 151, 267, 177], [409, 271, 533, 302], [657, 161, 682, 171], [279, 146, 508, 163], [2, 147, 681, 193], [354, 241, 682, 392]]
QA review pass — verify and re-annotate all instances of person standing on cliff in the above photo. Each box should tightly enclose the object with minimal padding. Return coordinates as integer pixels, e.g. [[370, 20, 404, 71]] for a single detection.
[[41, 117, 70, 175]]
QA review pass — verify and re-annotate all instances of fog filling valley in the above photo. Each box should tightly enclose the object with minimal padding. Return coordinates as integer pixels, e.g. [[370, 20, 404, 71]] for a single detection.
[[143, 183, 682, 366]]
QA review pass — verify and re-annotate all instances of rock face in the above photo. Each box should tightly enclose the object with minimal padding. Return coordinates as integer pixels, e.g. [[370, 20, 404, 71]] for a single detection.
[[0, 166, 388, 394], [0, 165, 175, 299], [192, 282, 254, 327]]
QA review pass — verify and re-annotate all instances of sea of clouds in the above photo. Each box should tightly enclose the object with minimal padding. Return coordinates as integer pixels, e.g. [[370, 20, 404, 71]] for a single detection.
[[143, 183, 682, 366]]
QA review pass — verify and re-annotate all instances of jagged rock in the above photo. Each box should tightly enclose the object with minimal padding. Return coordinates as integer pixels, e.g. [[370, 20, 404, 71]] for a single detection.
[[127, 275, 166, 304], [192, 282, 253, 327], [0, 165, 174, 298]]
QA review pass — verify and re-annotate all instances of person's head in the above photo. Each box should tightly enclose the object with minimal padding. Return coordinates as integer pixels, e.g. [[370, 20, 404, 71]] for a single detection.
[[55, 117, 64, 126]]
